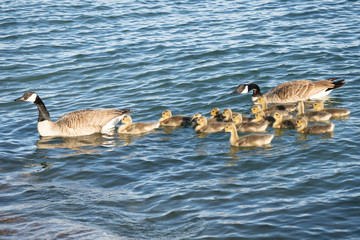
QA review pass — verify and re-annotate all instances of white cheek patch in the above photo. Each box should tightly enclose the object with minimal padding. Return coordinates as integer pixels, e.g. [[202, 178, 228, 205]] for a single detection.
[[241, 85, 249, 94], [27, 93, 38, 103]]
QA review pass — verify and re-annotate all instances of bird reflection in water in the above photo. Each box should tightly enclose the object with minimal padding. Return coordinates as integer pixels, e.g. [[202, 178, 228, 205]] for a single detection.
[[35, 133, 122, 156]]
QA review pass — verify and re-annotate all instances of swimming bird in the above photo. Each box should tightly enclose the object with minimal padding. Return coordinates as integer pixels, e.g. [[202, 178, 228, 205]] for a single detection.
[[222, 108, 253, 122], [232, 113, 269, 132], [257, 96, 296, 112], [210, 107, 225, 121], [223, 123, 274, 147], [296, 101, 331, 122], [14, 91, 131, 137], [159, 110, 192, 127], [313, 101, 350, 117], [231, 77, 345, 103], [252, 111, 275, 124], [118, 115, 159, 134], [296, 118, 335, 134], [222, 108, 235, 122], [191, 113, 217, 125], [195, 116, 227, 133], [273, 112, 297, 129], [251, 104, 290, 117]]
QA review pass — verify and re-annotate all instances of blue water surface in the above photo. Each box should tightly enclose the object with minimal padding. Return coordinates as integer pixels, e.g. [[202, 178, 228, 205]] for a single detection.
[[1, 0, 360, 239]]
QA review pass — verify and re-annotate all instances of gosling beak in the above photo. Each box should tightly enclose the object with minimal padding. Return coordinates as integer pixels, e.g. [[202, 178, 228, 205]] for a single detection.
[[221, 128, 226, 132]]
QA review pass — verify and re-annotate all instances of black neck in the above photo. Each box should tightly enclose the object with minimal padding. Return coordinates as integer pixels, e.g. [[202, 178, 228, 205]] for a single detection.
[[34, 96, 51, 122], [248, 83, 262, 97]]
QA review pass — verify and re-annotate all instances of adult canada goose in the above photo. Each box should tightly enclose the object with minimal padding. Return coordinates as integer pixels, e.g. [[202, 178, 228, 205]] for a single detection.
[[273, 112, 297, 129], [231, 77, 345, 103], [14, 91, 131, 137], [313, 101, 350, 117], [223, 123, 274, 147], [195, 116, 227, 133], [257, 96, 296, 112], [296, 118, 335, 134], [210, 107, 225, 121], [296, 101, 331, 122], [118, 115, 159, 134], [159, 110, 192, 127], [232, 113, 268, 132]]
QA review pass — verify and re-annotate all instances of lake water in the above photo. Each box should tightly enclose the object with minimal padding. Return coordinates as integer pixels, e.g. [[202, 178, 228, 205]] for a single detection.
[[1, 0, 360, 239]]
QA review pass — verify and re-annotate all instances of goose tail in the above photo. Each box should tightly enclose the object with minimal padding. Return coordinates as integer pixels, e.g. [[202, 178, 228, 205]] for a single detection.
[[327, 78, 345, 91]]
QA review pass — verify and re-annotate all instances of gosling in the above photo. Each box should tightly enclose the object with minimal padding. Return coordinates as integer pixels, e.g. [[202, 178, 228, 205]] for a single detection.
[[273, 112, 297, 129], [118, 115, 160, 134], [232, 113, 268, 132], [159, 110, 192, 127], [210, 107, 225, 121], [195, 116, 227, 133], [223, 123, 274, 147], [296, 118, 335, 134], [313, 101, 350, 117], [297, 101, 331, 122], [257, 96, 297, 112], [251, 104, 289, 117], [252, 110, 275, 124]]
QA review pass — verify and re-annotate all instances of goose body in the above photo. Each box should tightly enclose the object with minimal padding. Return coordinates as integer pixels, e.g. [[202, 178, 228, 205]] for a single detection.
[[232, 113, 268, 132], [223, 123, 274, 147], [296, 118, 335, 134], [159, 110, 192, 127], [232, 78, 345, 103], [195, 116, 227, 133], [118, 115, 159, 134], [313, 101, 350, 117], [15, 92, 131, 137], [297, 101, 331, 122], [273, 112, 297, 129]]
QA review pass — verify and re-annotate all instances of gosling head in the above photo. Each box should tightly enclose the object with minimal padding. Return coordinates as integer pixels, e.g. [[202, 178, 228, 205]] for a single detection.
[[223, 123, 236, 132], [191, 113, 202, 121], [210, 107, 221, 117], [313, 101, 324, 111], [162, 110, 172, 119], [232, 113, 242, 124], [255, 111, 265, 120], [15, 91, 38, 103], [197, 116, 208, 126], [273, 112, 282, 120], [222, 108, 232, 118], [296, 118, 308, 128], [251, 105, 262, 114], [257, 96, 266, 104], [121, 115, 132, 124]]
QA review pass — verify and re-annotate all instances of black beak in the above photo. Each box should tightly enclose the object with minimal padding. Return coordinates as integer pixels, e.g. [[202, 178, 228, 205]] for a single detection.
[[230, 84, 246, 95], [14, 97, 24, 101], [221, 128, 225, 132]]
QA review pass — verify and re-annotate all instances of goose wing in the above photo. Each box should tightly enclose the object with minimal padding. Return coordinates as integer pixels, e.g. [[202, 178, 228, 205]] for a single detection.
[[55, 109, 130, 133], [265, 80, 316, 103], [265, 78, 345, 103]]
